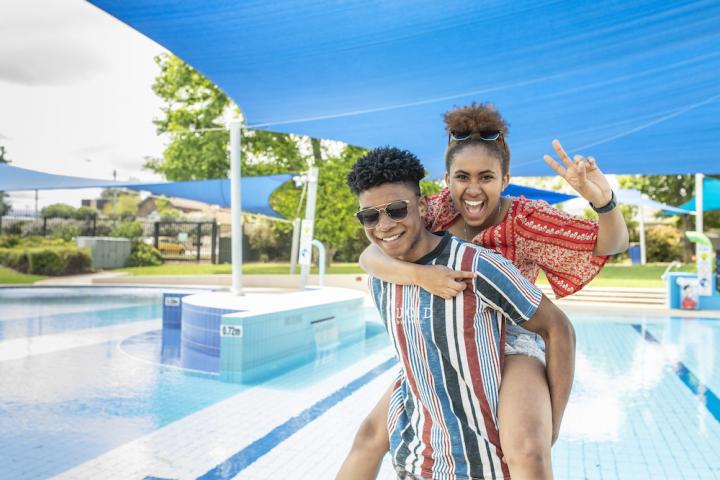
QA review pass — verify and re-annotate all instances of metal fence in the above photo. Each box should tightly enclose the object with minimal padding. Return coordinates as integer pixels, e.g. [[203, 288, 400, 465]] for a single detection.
[[0, 211, 224, 264], [0, 210, 103, 237], [151, 220, 219, 263]]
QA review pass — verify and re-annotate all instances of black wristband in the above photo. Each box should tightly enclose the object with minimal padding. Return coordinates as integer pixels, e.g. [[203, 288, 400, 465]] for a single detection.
[[590, 190, 617, 214]]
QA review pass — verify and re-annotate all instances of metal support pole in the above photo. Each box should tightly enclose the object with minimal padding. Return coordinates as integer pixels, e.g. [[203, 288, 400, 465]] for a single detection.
[[289, 218, 300, 274], [299, 167, 319, 289], [211, 221, 218, 264], [154, 222, 160, 249], [696, 173, 704, 233], [230, 121, 243, 295], [196, 222, 202, 262], [639, 205, 646, 265]]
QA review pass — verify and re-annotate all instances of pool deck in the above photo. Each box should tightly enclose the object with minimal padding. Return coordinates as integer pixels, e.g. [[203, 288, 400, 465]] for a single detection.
[[31, 270, 720, 318]]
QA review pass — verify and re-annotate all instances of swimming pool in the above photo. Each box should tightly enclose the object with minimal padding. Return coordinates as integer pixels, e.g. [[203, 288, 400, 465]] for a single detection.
[[0, 287, 718, 479], [0, 287, 390, 479]]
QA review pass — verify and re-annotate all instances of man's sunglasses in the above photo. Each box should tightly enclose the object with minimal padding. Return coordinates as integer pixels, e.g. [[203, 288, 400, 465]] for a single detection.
[[355, 200, 410, 228], [448, 130, 503, 144]]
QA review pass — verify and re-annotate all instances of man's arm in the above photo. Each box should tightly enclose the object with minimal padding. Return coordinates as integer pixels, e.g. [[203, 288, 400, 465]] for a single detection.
[[517, 295, 576, 443]]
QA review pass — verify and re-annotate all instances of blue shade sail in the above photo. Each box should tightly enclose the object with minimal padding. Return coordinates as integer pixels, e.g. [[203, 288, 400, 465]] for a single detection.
[[615, 188, 693, 214], [675, 178, 720, 212], [88, 1, 720, 178], [125, 176, 293, 217], [0, 163, 292, 217], [501, 184, 576, 204], [0, 163, 124, 191]]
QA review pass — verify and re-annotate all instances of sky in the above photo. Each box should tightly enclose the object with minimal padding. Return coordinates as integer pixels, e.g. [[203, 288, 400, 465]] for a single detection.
[[0, 0, 167, 212]]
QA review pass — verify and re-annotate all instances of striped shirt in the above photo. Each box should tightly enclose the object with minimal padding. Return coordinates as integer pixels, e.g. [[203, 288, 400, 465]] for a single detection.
[[370, 232, 543, 480]]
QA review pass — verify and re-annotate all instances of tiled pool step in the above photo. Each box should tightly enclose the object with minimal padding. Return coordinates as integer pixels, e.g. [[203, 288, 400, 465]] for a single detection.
[[540, 286, 666, 306]]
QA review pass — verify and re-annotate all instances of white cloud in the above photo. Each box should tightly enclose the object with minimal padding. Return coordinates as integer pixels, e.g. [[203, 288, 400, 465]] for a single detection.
[[0, 0, 113, 86], [0, 39, 108, 86], [0, 0, 169, 210]]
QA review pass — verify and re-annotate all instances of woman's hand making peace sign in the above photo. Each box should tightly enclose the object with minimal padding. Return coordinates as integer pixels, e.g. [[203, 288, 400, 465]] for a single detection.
[[543, 139, 613, 208]]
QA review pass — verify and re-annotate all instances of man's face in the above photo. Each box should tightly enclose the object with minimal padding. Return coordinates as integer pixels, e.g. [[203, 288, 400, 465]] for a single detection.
[[357, 182, 426, 261]]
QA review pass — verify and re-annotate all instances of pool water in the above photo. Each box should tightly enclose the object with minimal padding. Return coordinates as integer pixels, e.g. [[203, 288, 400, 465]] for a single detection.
[[0, 287, 162, 340], [0, 287, 390, 479], [551, 312, 720, 479], [0, 287, 719, 479]]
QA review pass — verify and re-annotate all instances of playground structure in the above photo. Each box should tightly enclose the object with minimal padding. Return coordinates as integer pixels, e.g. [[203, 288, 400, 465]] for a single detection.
[[666, 231, 720, 311]]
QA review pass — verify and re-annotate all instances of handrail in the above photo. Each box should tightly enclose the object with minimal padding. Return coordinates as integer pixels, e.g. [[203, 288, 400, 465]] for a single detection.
[[311, 239, 325, 286], [661, 260, 682, 281]]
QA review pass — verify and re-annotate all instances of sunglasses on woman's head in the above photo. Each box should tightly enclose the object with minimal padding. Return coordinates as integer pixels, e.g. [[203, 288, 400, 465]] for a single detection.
[[448, 130, 503, 144], [355, 200, 410, 228]]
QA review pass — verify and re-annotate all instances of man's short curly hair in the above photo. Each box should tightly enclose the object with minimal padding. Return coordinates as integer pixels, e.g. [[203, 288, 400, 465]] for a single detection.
[[346, 147, 426, 195]]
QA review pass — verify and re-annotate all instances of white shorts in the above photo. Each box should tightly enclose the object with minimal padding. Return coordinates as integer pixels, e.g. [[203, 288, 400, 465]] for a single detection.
[[505, 321, 546, 365]]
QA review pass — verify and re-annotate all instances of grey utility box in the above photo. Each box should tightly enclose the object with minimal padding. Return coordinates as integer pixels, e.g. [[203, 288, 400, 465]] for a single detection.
[[76, 237, 132, 270]]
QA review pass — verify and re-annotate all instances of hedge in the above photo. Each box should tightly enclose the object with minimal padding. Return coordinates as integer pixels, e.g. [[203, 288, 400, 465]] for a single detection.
[[0, 245, 91, 276]]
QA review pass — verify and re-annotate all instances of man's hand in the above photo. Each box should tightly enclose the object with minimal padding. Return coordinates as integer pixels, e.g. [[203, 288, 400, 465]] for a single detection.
[[414, 265, 475, 299]]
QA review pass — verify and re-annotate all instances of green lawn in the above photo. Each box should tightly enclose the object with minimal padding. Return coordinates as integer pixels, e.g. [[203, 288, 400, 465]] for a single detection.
[[119, 262, 365, 276], [536, 263, 695, 289], [0, 261, 696, 288], [0, 266, 46, 285], [119, 261, 694, 288]]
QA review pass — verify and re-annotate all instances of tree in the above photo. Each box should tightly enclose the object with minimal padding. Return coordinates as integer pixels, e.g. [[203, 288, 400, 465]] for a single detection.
[[102, 191, 140, 219], [146, 53, 232, 180], [619, 174, 720, 261], [154, 197, 184, 221], [0, 145, 11, 216], [41, 203, 77, 219], [270, 145, 367, 264], [146, 53, 308, 180], [148, 54, 373, 264], [619, 174, 720, 228], [74, 206, 98, 221], [619, 175, 695, 208]]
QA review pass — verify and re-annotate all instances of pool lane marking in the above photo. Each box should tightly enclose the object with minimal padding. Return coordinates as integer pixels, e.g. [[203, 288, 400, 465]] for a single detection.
[[631, 324, 720, 423], [195, 356, 398, 480]]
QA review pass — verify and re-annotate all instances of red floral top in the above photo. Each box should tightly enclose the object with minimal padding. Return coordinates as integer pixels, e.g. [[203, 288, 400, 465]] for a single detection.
[[424, 188, 609, 298]]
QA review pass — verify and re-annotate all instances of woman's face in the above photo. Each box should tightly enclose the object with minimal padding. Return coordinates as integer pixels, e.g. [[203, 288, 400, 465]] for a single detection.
[[445, 145, 509, 229]]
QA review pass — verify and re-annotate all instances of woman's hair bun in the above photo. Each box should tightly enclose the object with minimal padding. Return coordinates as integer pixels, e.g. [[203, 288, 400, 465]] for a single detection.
[[444, 102, 508, 135]]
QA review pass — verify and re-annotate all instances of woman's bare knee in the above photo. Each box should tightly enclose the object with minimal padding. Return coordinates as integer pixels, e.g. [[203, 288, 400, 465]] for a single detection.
[[503, 432, 551, 469]]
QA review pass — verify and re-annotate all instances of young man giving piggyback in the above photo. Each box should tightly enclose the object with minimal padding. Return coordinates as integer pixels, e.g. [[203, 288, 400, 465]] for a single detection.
[[346, 147, 575, 480]]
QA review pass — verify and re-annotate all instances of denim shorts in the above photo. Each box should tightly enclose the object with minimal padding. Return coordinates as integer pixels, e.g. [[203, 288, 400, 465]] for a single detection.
[[505, 321, 546, 365]]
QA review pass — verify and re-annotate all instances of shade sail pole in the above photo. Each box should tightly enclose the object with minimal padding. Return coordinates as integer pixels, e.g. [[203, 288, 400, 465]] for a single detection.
[[229, 120, 243, 295], [299, 167, 319, 289], [696, 173, 704, 233], [639, 204, 646, 265]]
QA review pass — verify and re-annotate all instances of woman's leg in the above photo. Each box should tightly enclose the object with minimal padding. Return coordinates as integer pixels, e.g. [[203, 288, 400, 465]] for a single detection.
[[336, 382, 393, 480], [498, 354, 553, 480]]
